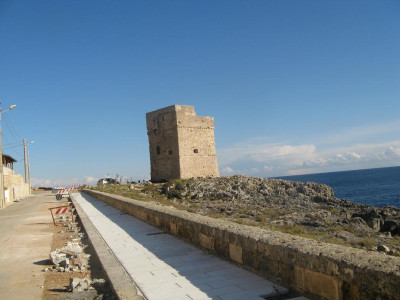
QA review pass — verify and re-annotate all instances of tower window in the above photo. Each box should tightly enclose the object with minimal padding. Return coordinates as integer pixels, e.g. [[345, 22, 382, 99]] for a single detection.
[[156, 146, 161, 155], [193, 149, 199, 154], [168, 150, 172, 155]]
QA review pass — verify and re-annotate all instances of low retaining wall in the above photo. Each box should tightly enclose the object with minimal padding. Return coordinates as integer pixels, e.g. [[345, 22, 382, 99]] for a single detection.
[[84, 189, 400, 300]]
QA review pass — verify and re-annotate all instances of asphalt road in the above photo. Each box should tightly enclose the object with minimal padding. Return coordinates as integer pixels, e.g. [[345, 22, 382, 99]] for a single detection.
[[0, 191, 58, 300]]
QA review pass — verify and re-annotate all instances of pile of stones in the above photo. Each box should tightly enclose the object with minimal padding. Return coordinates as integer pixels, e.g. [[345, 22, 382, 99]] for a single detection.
[[49, 241, 90, 273], [68, 277, 106, 293]]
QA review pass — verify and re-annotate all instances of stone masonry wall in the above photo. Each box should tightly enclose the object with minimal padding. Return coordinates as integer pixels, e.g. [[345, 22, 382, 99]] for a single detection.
[[3, 167, 30, 202], [13, 183, 30, 200], [177, 114, 218, 179], [146, 106, 180, 182], [146, 105, 219, 182], [84, 189, 400, 300]]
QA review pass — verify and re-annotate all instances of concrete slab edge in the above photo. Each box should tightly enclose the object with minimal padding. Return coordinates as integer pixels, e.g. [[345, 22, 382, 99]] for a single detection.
[[70, 192, 145, 300]]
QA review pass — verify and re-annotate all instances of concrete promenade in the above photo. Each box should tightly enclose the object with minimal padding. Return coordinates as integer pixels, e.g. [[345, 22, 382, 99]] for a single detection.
[[73, 192, 307, 300], [0, 191, 56, 300]]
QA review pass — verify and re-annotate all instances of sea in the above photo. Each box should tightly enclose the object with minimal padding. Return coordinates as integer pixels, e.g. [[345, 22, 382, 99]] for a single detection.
[[276, 166, 400, 208]]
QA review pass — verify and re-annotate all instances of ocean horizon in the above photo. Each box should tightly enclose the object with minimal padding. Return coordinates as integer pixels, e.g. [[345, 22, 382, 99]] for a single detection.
[[275, 166, 400, 208]]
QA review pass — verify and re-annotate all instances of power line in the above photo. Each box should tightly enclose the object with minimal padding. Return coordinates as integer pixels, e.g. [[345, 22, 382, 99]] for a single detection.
[[2, 114, 20, 144], [3, 142, 24, 151], [2, 140, 21, 149], [2, 135, 22, 156]]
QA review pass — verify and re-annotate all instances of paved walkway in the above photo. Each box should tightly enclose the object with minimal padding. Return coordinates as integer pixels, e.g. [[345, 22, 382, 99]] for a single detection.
[[73, 192, 307, 300], [0, 191, 57, 300]]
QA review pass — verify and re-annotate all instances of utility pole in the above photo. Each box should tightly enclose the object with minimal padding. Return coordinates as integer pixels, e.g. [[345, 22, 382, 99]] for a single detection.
[[23, 139, 28, 184], [27, 150, 31, 194]]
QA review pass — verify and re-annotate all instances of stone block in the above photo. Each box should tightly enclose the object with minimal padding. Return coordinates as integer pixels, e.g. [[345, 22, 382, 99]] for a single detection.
[[295, 265, 343, 300], [170, 223, 178, 235], [199, 233, 214, 250], [229, 243, 243, 264]]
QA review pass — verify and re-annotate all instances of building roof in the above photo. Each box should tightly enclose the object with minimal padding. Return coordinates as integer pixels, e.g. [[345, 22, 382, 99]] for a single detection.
[[3, 154, 17, 163]]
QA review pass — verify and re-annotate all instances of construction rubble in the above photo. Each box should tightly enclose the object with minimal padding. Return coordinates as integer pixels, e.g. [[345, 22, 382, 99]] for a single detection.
[[47, 224, 90, 272]]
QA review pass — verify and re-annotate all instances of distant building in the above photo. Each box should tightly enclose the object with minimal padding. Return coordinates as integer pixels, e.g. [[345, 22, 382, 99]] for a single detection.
[[2, 154, 30, 203], [146, 105, 219, 182]]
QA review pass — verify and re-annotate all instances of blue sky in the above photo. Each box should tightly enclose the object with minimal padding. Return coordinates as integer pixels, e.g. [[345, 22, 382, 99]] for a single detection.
[[0, 0, 399, 186]]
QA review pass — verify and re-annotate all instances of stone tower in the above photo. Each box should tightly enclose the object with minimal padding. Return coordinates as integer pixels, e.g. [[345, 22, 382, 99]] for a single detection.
[[146, 105, 219, 182]]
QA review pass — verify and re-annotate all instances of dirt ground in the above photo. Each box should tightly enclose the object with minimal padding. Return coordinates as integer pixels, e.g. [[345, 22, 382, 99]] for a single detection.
[[42, 197, 115, 300]]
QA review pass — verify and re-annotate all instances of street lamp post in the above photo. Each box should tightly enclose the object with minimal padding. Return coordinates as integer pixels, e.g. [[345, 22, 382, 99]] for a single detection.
[[27, 150, 31, 193], [24, 139, 28, 184], [0, 104, 17, 209], [23, 139, 34, 194]]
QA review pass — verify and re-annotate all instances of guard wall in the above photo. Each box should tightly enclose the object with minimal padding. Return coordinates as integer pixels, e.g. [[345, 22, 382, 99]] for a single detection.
[[83, 189, 400, 300]]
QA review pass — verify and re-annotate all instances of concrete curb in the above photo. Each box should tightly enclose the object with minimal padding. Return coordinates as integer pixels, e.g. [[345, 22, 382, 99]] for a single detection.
[[70, 192, 144, 300]]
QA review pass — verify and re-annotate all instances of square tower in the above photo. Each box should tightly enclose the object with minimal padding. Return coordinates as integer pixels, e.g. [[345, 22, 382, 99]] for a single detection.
[[146, 105, 219, 182]]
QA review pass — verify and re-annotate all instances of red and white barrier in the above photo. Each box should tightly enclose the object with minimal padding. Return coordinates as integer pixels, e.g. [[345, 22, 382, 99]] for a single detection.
[[48, 205, 74, 225], [57, 188, 72, 194], [55, 185, 82, 199], [55, 207, 69, 214]]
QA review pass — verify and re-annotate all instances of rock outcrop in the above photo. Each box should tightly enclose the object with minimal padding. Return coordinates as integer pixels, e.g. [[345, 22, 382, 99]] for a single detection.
[[157, 175, 400, 253]]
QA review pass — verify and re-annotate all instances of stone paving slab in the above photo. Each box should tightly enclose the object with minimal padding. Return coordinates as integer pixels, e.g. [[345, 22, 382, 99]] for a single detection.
[[73, 192, 307, 300]]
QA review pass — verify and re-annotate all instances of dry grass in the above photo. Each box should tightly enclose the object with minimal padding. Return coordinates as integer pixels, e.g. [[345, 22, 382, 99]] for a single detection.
[[87, 183, 395, 254]]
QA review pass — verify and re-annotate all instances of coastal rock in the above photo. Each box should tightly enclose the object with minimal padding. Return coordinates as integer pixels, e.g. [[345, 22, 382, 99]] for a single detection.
[[335, 231, 356, 241], [377, 244, 390, 253], [349, 217, 372, 233], [352, 208, 384, 231], [158, 176, 400, 237], [382, 220, 400, 235]]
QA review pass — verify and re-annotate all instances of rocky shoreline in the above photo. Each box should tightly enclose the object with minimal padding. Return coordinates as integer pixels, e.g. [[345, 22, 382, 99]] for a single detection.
[[93, 175, 400, 255]]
